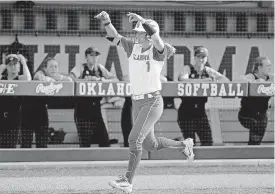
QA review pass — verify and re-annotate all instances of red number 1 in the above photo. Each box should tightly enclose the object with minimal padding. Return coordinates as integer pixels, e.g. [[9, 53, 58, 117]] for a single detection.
[[146, 61, 150, 72]]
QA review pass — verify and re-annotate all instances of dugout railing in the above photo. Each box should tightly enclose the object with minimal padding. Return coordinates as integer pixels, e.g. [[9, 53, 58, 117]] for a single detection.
[[0, 80, 274, 147]]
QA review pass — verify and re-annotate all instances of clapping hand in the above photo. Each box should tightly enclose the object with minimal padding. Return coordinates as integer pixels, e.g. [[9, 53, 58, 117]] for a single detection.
[[126, 12, 145, 23], [94, 11, 111, 25], [85, 75, 101, 81]]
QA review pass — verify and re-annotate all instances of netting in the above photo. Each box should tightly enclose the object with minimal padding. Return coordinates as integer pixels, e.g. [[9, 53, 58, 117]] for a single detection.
[[0, 1, 274, 148]]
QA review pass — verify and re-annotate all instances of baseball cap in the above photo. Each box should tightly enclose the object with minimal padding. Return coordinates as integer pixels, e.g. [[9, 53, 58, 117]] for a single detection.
[[194, 47, 208, 57], [5, 54, 19, 65], [85, 47, 101, 56]]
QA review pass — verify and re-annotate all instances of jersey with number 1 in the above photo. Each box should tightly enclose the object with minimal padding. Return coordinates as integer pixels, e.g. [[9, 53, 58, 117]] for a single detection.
[[120, 36, 165, 95]]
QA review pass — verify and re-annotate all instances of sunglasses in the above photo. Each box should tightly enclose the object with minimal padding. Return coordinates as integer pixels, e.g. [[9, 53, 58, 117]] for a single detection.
[[5, 55, 19, 65], [88, 52, 100, 57]]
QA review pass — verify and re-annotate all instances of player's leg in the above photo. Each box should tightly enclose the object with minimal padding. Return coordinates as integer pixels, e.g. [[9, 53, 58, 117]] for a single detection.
[[142, 128, 193, 151], [74, 110, 92, 147], [141, 122, 195, 163], [35, 107, 49, 148], [126, 96, 164, 183], [20, 120, 34, 148], [178, 118, 196, 144], [5, 113, 20, 148], [109, 95, 194, 192], [248, 113, 268, 145], [0, 115, 5, 148], [196, 115, 213, 146], [238, 111, 266, 145], [94, 115, 110, 147], [109, 96, 163, 192]]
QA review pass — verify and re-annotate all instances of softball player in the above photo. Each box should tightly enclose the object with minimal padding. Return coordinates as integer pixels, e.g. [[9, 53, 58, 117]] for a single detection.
[[177, 47, 229, 146], [0, 54, 31, 148], [239, 56, 273, 145], [95, 11, 194, 193]]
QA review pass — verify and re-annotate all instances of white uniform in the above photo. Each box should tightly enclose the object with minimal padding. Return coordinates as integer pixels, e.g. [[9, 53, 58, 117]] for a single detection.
[[120, 37, 165, 95], [128, 44, 163, 95]]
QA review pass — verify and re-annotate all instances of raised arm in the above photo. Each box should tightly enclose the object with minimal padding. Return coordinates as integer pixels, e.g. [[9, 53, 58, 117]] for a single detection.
[[33, 70, 55, 82], [17, 54, 31, 81], [205, 66, 230, 82], [127, 12, 164, 52], [95, 11, 119, 41], [56, 73, 73, 81], [0, 64, 6, 80], [240, 73, 267, 82], [95, 11, 134, 57], [99, 64, 119, 82], [178, 66, 191, 81]]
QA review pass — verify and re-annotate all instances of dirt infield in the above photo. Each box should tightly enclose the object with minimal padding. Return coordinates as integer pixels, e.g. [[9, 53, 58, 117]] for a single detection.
[[0, 160, 273, 194]]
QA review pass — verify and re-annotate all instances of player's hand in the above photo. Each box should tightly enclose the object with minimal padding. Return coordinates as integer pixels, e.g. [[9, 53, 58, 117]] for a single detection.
[[50, 73, 63, 81], [100, 77, 107, 82], [202, 77, 213, 82], [85, 75, 100, 81], [0, 64, 6, 74], [267, 73, 274, 82], [17, 54, 27, 63], [94, 11, 111, 25], [39, 75, 55, 82], [256, 78, 266, 82], [126, 12, 146, 23]]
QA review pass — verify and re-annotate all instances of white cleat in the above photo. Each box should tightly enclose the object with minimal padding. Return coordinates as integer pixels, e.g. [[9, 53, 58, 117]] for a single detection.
[[181, 138, 195, 162], [108, 175, 133, 193]]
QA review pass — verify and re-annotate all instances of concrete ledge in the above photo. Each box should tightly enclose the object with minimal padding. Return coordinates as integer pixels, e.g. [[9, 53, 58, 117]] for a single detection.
[[0, 148, 148, 162], [0, 146, 273, 162], [149, 145, 274, 160]]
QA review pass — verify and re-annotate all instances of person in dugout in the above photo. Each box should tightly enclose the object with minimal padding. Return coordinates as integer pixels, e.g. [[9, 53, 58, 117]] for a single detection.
[[20, 58, 72, 148], [177, 47, 229, 146], [0, 54, 31, 148], [69, 47, 118, 147], [239, 56, 274, 145]]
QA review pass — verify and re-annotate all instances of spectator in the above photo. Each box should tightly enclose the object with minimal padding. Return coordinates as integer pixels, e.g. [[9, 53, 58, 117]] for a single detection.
[[34, 58, 73, 82], [69, 46, 118, 147], [239, 56, 274, 145], [0, 54, 31, 148], [177, 47, 229, 146], [20, 58, 72, 148]]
